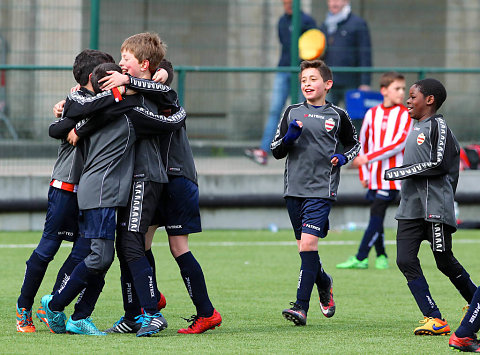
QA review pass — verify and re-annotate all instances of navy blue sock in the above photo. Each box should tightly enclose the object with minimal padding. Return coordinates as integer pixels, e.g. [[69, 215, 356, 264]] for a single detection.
[[145, 248, 161, 301], [456, 287, 480, 338], [50, 261, 92, 312], [296, 251, 319, 313], [71, 272, 106, 321], [408, 276, 442, 319], [52, 237, 91, 294], [449, 268, 477, 304], [129, 256, 157, 314], [52, 254, 77, 294], [17, 251, 49, 310], [175, 251, 214, 317], [119, 259, 141, 320], [357, 215, 383, 260], [374, 228, 387, 258], [315, 258, 331, 294]]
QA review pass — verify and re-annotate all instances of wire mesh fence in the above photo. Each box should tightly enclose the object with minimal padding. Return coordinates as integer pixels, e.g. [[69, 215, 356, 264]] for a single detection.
[[1, 0, 480, 175]]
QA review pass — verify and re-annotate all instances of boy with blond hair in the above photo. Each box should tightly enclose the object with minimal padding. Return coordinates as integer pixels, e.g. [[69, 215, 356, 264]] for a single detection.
[[100, 32, 222, 335]]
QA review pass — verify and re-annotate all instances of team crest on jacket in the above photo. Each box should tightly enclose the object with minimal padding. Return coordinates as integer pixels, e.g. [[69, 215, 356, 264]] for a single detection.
[[417, 133, 425, 145], [325, 118, 335, 132]]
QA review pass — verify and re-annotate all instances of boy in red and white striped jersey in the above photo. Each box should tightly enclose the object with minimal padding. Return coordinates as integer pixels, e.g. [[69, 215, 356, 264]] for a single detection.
[[337, 72, 412, 269]]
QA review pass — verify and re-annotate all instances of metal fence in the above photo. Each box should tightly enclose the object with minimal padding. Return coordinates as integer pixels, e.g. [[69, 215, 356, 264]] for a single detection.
[[1, 0, 480, 171]]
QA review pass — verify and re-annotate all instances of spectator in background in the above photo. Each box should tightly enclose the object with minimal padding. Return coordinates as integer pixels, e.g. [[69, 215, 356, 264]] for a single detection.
[[320, 0, 372, 106], [245, 0, 316, 165]]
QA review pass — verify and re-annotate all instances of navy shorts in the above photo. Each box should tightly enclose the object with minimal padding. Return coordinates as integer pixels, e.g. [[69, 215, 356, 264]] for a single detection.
[[154, 176, 202, 236], [285, 197, 332, 240], [79, 207, 116, 240], [42, 186, 79, 242], [117, 181, 163, 234]]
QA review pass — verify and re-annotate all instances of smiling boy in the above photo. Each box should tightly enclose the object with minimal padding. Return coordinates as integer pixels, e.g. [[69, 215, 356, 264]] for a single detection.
[[385, 78, 477, 336], [271, 59, 360, 326]]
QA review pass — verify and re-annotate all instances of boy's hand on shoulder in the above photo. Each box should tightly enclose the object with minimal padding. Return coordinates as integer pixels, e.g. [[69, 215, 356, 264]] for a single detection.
[[99, 71, 129, 91], [70, 84, 81, 93], [152, 68, 168, 84], [331, 154, 347, 167], [53, 99, 66, 118], [283, 120, 303, 145]]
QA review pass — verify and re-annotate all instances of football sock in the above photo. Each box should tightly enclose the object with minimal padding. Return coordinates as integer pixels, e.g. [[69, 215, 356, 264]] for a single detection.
[[49, 261, 93, 312], [120, 259, 141, 319], [71, 272, 105, 321], [357, 215, 383, 261], [449, 268, 477, 304], [296, 251, 319, 313], [52, 236, 91, 294], [456, 287, 480, 338], [129, 256, 157, 314], [315, 258, 331, 293], [374, 229, 386, 258], [17, 251, 49, 310], [408, 276, 442, 319], [145, 248, 161, 300], [175, 251, 214, 317]]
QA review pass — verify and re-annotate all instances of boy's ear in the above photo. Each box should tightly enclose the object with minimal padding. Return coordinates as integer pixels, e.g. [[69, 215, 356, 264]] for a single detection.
[[380, 86, 387, 96], [426, 94, 435, 106], [140, 59, 150, 72], [325, 79, 333, 90]]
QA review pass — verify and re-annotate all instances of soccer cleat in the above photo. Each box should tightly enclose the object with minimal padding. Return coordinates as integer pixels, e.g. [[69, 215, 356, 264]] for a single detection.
[[282, 302, 307, 326], [449, 332, 480, 352], [318, 275, 336, 318], [414, 317, 450, 335], [136, 312, 168, 337], [375, 255, 389, 269], [66, 316, 107, 336], [105, 315, 143, 333], [177, 309, 222, 334], [158, 292, 166, 310], [36, 294, 66, 334], [244, 148, 268, 165], [336, 256, 368, 269], [16, 304, 36, 333]]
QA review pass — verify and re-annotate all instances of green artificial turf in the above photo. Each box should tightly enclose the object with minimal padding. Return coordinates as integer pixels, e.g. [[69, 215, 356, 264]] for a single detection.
[[1, 228, 479, 354]]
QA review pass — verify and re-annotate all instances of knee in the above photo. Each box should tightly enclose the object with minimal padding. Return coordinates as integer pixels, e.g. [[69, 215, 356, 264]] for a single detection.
[[84, 239, 115, 272], [34, 237, 62, 262], [396, 254, 413, 274], [434, 251, 459, 277]]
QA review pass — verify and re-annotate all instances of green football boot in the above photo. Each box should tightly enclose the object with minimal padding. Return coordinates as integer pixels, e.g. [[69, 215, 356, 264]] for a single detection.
[[375, 255, 389, 269], [336, 256, 368, 269]]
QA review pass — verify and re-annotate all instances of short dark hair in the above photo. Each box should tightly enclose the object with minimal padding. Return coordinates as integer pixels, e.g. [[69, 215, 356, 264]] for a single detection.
[[379, 71, 404, 89], [73, 49, 115, 86], [300, 59, 332, 82], [91, 63, 122, 94], [413, 78, 447, 110]]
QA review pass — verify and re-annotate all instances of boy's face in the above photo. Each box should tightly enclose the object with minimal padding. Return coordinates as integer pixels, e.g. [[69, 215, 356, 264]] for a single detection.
[[301, 68, 332, 105], [382, 79, 405, 107], [119, 50, 147, 78], [406, 84, 434, 121]]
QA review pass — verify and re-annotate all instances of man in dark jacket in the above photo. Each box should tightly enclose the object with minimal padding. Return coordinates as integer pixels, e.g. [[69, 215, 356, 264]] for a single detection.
[[320, 0, 372, 105]]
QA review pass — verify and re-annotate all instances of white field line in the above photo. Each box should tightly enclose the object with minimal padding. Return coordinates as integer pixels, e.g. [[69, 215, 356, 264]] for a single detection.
[[1, 239, 480, 249]]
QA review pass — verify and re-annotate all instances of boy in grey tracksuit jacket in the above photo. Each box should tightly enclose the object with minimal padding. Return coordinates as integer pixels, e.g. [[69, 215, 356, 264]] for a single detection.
[[37, 64, 186, 335], [272, 60, 360, 326], [385, 78, 476, 335]]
